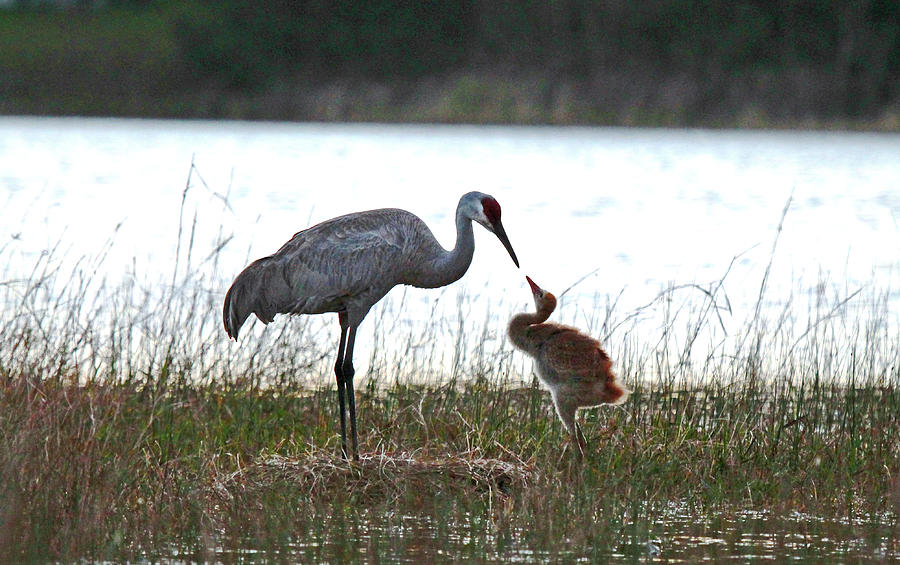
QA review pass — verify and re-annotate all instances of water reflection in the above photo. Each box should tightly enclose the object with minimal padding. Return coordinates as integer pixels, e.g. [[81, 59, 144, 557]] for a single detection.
[[203, 506, 897, 562], [622, 506, 898, 562]]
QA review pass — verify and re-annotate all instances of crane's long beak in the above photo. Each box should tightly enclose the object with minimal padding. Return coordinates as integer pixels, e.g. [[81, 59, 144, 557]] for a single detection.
[[491, 220, 519, 268]]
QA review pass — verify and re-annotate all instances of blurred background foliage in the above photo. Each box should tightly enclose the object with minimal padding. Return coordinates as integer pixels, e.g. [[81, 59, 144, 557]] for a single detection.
[[174, 0, 471, 84], [1, 0, 898, 126]]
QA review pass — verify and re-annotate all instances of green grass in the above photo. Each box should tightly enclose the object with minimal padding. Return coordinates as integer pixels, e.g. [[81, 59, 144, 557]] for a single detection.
[[1, 185, 899, 560], [2, 372, 899, 560]]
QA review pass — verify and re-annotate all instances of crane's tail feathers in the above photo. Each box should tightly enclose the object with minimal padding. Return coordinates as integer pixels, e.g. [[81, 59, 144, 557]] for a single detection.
[[223, 256, 285, 340], [223, 282, 249, 340]]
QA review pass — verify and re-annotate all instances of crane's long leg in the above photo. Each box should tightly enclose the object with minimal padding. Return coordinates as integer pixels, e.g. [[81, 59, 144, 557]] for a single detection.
[[573, 421, 587, 457], [334, 313, 350, 459], [342, 326, 359, 460], [553, 397, 585, 458]]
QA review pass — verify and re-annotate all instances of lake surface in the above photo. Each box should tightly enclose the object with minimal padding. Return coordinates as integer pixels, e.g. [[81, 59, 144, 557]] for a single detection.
[[2, 116, 900, 380], [3, 117, 900, 561], [210, 507, 897, 563]]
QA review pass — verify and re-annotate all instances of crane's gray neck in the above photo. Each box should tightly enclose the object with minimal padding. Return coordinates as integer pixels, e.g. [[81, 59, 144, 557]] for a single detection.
[[417, 210, 476, 289]]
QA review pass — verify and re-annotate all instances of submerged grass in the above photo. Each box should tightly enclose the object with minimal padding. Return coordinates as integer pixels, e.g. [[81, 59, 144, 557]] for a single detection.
[[2, 183, 900, 560]]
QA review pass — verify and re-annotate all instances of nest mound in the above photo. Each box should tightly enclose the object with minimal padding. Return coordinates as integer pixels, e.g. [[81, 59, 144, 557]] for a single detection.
[[211, 450, 535, 503]]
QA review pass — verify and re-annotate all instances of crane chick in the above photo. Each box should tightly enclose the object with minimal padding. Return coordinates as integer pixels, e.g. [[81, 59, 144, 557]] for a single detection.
[[508, 276, 629, 454]]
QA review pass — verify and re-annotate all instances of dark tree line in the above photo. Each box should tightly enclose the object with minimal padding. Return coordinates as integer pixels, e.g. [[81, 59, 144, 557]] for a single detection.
[[175, 1, 472, 84], [4, 0, 898, 121], [172, 0, 900, 118]]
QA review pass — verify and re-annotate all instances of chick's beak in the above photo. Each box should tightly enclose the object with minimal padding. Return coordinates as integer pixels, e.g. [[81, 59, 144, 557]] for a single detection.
[[526, 275, 541, 294]]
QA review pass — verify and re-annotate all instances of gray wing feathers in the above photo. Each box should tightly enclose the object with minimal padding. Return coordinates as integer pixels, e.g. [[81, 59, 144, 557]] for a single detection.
[[223, 208, 433, 339]]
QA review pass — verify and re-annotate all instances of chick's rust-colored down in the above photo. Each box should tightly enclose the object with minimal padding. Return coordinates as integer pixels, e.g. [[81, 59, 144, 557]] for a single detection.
[[508, 276, 629, 454]]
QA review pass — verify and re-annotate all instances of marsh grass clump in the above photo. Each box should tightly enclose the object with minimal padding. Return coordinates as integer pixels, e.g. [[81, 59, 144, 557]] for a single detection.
[[2, 189, 900, 560], [2, 359, 900, 560]]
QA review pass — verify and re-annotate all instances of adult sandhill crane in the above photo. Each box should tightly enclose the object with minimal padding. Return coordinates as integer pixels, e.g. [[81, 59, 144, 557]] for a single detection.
[[224, 191, 519, 459], [508, 276, 629, 455]]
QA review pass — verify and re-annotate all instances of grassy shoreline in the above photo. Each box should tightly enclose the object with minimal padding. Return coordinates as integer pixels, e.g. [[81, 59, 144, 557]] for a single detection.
[[2, 175, 899, 559], [2, 374, 898, 560], [6, 69, 900, 132]]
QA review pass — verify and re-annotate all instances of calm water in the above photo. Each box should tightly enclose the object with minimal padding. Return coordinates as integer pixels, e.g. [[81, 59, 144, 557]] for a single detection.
[[3, 117, 899, 374], [3, 117, 900, 561], [3, 117, 899, 299], [212, 507, 898, 563]]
